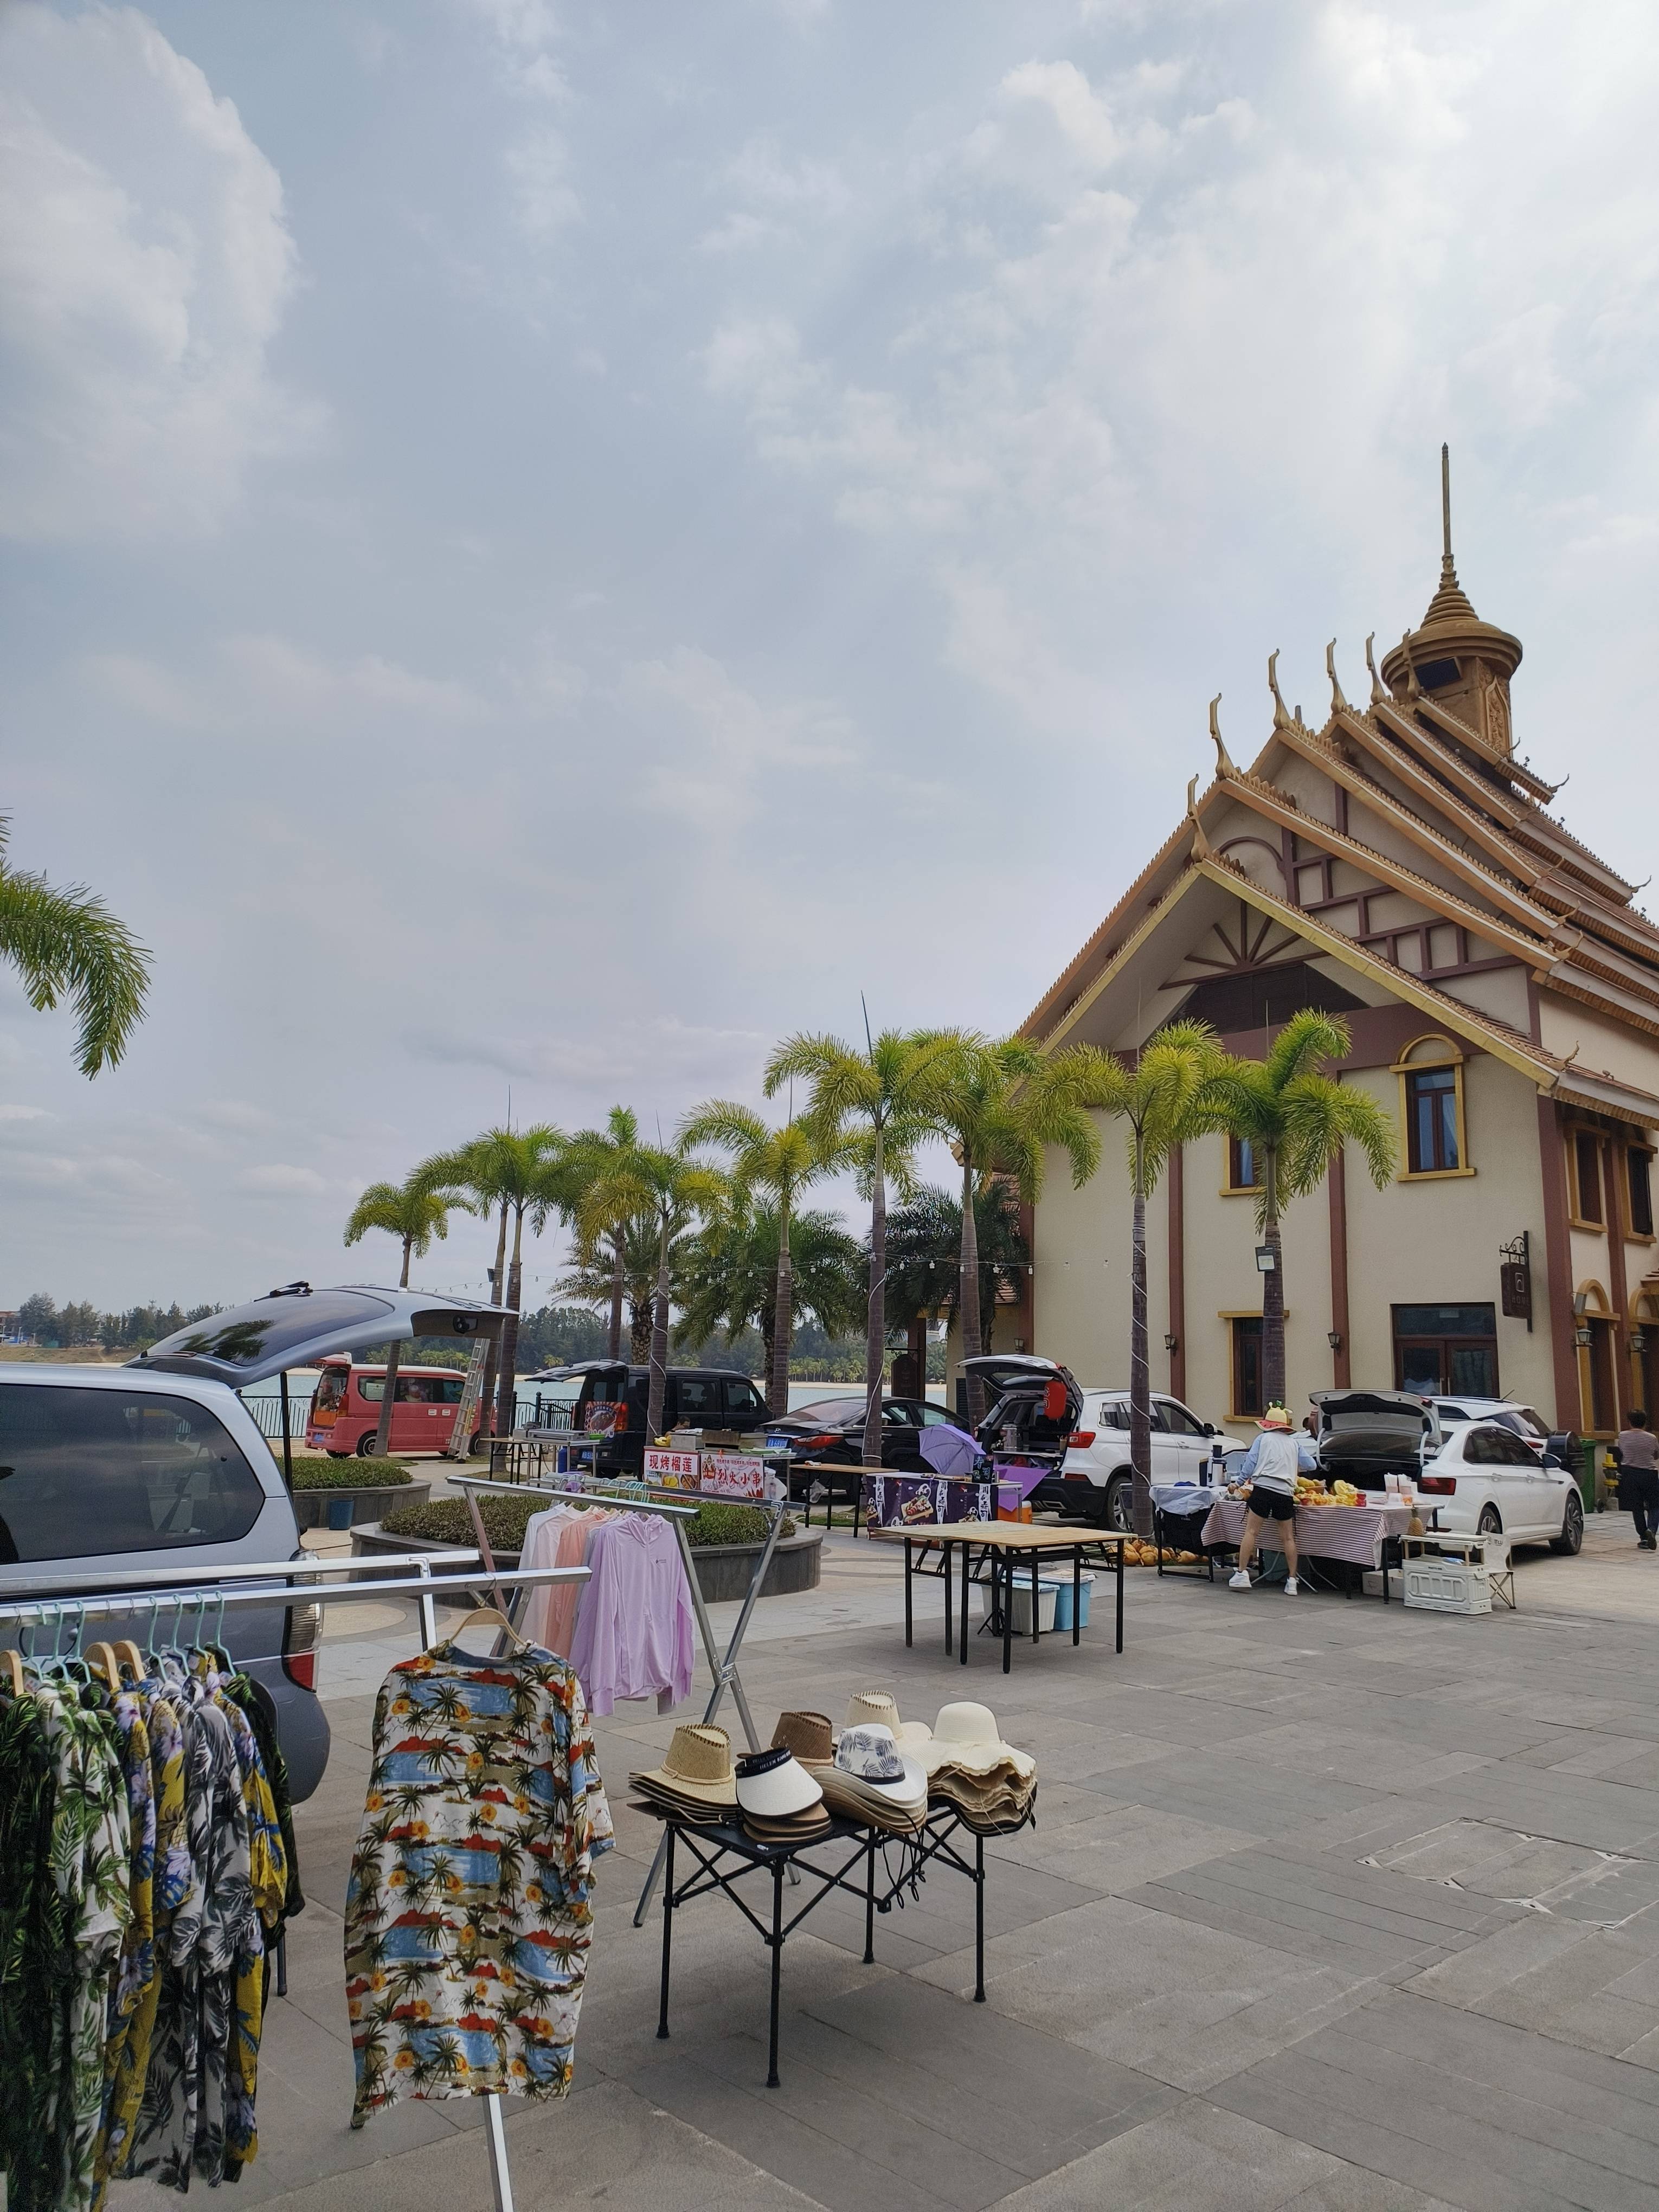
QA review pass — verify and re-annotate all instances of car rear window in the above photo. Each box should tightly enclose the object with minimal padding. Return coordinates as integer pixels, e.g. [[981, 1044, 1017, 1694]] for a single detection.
[[313, 1367, 348, 1413], [0, 1384, 270, 1564]]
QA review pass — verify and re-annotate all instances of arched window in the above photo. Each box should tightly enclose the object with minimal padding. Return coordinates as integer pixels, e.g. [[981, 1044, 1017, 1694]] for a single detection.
[[1392, 1035, 1471, 1180]]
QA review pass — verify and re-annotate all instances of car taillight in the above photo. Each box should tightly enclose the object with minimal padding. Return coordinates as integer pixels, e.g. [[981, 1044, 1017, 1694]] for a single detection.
[[282, 1599, 321, 1690], [1419, 1475, 1457, 1495], [1069, 1431, 1097, 1449], [801, 1433, 840, 1451]]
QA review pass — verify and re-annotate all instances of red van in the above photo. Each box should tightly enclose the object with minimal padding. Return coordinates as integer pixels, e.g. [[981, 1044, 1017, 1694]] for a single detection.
[[306, 1358, 477, 1458]]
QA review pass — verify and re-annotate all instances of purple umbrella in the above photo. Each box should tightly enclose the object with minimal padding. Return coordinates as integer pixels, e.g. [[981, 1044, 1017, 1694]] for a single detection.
[[918, 1422, 982, 1478]]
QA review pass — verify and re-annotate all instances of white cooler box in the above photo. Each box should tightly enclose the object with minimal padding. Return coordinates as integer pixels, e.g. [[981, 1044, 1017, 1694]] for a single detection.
[[1403, 1553, 1492, 1615]]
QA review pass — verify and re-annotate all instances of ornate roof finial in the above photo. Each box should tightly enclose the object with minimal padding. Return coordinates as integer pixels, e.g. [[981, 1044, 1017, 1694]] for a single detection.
[[1208, 693, 1236, 776], [1186, 773, 1212, 857], [1325, 640, 1349, 716], [1364, 631, 1385, 706], [1399, 630, 1420, 699], [1267, 648, 1293, 730]]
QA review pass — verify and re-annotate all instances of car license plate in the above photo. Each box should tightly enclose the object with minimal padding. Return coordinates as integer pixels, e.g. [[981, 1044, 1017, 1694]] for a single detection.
[[766, 1434, 790, 1451]]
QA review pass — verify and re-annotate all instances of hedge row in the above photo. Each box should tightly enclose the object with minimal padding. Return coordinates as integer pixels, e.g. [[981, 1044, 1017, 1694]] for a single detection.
[[377, 1496, 793, 1549], [288, 1456, 414, 1491]]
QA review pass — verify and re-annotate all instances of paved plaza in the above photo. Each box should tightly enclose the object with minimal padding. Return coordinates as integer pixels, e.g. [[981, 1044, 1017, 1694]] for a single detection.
[[116, 1514, 1659, 2212]]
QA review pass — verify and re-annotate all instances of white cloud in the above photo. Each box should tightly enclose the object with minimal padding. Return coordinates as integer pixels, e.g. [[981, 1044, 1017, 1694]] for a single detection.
[[239, 1163, 332, 1197], [0, 1104, 50, 1124], [506, 128, 579, 238], [0, 2, 314, 541], [622, 646, 856, 832]]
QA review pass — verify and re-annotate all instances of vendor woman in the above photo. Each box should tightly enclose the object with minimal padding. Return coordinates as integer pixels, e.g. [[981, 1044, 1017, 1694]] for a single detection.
[[1229, 1403, 1318, 1597]]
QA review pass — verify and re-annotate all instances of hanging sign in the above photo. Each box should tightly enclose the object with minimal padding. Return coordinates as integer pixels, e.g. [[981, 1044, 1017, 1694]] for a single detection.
[[644, 1446, 700, 1491], [1499, 1231, 1532, 1326]]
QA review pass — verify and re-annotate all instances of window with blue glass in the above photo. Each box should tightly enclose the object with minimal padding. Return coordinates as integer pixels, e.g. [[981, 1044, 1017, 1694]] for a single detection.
[[1407, 1065, 1459, 1174]]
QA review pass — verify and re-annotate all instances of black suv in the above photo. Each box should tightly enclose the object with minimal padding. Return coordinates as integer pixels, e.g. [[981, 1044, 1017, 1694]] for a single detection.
[[535, 1360, 770, 1472]]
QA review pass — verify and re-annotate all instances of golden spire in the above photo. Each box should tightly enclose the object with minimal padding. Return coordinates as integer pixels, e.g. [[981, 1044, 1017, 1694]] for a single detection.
[[1420, 442, 1479, 626]]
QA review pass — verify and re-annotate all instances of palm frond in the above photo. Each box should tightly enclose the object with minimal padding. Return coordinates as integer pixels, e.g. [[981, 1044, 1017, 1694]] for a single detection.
[[0, 848, 151, 1075]]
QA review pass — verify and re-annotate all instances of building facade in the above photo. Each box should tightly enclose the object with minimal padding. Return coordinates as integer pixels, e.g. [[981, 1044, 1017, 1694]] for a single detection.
[[1014, 491, 1659, 1439]]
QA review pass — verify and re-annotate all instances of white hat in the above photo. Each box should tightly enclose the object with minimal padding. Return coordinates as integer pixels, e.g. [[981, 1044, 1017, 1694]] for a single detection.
[[841, 1689, 932, 1750], [734, 1746, 825, 1821], [917, 1702, 1036, 1781]]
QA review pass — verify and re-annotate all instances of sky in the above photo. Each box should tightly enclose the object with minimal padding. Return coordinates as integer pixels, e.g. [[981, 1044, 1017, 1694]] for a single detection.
[[3, 0, 1659, 1312]]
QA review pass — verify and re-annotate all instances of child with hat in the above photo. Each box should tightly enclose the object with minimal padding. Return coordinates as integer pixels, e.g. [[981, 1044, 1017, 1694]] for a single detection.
[[1229, 1402, 1318, 1595]]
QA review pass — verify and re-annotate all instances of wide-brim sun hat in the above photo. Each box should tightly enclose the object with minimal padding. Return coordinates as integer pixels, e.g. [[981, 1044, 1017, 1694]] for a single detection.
[[735, 1746, 825, 1821], [631, 1723, 737, 1805], [841, 1689, 931, 1750], [836, 1723, 908, 1784], [917, 1702, 1036, 1781], [771, 1710, 834, 1765], [1257, 1405, 1293, 1431]]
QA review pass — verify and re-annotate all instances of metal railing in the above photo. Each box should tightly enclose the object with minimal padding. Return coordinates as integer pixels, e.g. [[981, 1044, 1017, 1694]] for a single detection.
[[240, 1389, 316, 1441]]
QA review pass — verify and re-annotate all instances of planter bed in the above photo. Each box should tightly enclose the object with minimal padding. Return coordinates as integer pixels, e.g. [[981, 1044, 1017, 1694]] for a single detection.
[[295, 1482, 429, 1532]]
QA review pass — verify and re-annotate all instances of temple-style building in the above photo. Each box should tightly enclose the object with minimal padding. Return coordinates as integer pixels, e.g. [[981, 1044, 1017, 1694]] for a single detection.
[[1015, 458, 1659, 1439]]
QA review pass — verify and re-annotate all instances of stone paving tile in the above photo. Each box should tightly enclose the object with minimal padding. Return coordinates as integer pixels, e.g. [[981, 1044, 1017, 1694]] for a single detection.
[[981, 2101, 1458, 2212], [1118, 1860, 1462, 1979], [1088, 1751, 1394, 1840], [1403, 1904, 1659, 2059], [911, 1892, 1378, 2094]]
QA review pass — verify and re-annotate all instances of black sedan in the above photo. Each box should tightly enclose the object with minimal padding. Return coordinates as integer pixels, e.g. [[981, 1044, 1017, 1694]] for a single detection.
[[764, 1394, 971, 1497]]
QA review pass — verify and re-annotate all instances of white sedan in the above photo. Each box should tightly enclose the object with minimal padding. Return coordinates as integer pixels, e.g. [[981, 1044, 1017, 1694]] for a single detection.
[[1418, 1420, 1583, 1553], [1055, 1389, 1223, 1529]]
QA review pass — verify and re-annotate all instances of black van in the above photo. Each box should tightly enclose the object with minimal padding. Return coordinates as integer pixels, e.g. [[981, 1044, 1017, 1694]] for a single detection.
[[535, 1360, 770, 1472]]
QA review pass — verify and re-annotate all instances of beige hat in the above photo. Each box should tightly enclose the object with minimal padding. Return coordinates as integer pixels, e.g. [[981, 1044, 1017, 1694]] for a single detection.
[[842, 1689, 931, 1750], [917, 1703, 1036, 1782], [771, 1710, 834, 1764], [629, 1723, 737, 1806]]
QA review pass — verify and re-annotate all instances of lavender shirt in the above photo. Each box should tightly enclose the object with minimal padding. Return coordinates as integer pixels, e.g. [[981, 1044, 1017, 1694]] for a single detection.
[[567, 1512, 696, 1718]]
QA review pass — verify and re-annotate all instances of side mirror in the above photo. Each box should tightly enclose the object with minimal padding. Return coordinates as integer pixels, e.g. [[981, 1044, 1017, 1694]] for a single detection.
[[1203, 1423, 1216, 1436]]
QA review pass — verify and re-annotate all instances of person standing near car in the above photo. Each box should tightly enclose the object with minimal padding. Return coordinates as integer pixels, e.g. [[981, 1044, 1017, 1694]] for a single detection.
[[1612, 1409, 1659, 1550], [1229, 1403, 1317, 1595]]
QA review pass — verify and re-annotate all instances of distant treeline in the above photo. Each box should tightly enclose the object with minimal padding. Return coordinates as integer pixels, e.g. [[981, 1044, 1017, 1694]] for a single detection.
[[12, 1294, 220, 1353]]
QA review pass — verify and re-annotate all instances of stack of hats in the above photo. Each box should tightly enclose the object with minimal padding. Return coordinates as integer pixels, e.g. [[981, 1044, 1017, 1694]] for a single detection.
[[773, 1697, 927, 1835], [916, 1702, 1037, 1830], [734, 1746, 831, 1846], [629, 1724, 738, 1825]]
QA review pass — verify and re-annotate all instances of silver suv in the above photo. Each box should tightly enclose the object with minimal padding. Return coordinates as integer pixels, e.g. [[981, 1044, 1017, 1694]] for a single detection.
[[0, 1282, 506, 1801]]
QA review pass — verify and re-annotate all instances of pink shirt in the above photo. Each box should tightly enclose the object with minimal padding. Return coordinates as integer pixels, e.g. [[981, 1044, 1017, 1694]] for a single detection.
[[567, 1512, 695, 1717]]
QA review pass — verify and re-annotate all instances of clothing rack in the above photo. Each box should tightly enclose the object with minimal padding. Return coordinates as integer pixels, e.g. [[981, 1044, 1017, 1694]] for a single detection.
[[450, 1473, 792, 1925], [0, 1553, 595, 2212]]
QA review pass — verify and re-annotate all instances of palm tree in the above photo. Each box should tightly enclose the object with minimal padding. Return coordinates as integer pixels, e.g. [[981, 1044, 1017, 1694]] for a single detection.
[[560, 1109, 644, 1360], [574, 1144, 729, 1438], [553, 1213, 665, 1361], [882, 1184, 1030, 1364], [921, 1033, 1101, 1425], [674, 1198, 864, 1390], [765, 1027, 954, 1467], [0, 816, 150, 1075], [1055, 1021, 1227, 1535], [676, 1100, 853, 1416], [419, 1125, 566, 1437], [1201, 1010, 1396, 1411], [343, 1173, 458, 1456]]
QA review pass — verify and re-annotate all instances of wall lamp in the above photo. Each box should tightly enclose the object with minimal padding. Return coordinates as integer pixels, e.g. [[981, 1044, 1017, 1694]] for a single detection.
[[1163, 1333, 1179, 1354], [1631, 1329, 1648, 1356], [1255, 1245, 1277, 1272], [1327, 1330, 1343, 1352], [1574, 1327, 1593, 1349]]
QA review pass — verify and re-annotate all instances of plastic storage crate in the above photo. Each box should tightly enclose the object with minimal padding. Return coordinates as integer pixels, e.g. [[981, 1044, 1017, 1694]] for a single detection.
[[978, 1578, 1058, 1635], [1403, 1553, 1491, 1615], [1050, 1571, 1095, 1631]]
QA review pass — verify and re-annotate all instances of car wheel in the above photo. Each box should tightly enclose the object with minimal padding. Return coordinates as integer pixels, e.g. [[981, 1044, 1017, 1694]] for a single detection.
[[356, 1432, 381, 1458], [1477, 1503, 1503, 1535], [1096, 1472, 1134, 1532], [1550, 1489, 1584, 1555], [468, 1430, 482, 1458]]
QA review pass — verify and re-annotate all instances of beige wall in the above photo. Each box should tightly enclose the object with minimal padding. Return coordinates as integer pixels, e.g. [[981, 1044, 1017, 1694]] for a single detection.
[[1027, 1046, 1570, 1431], [1537, 994, 1659, 1101]]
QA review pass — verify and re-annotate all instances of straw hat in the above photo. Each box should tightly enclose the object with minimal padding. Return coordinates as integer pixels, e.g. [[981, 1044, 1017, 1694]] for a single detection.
[[771, 1710, 834, 1765], [841, 1689, 931, 1750], [736, 1746, 825, 1822], [1257, 1404, 1293, 1431], [813, 1722, 927, 1831], [917, 1702, 1036, 1782], [629, 1724, 737, 1809]]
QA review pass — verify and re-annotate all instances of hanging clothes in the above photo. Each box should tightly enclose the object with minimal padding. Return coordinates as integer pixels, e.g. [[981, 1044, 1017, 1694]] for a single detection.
[[567, 1512, 695, 1718], [343, 1637, 613, 2124], [519, 1505, 612, 1660]]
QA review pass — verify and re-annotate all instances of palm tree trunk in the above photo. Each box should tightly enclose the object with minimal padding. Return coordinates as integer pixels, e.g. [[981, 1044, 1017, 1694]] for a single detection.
[[647, 1212, 671, 1440], [959, 1156, 985, 1427], [607, 1231, 625, 1361], [1261, 1147, 1286, 1409], [863, 1121, 886, 1468], [496, 1206, 525, 1438], [769, 1196, 793, 1420], [372, 1235, 413, 1457], [629, 1299, 652, 1362], [479, 1198, 509, 1437], [1129, 1132, 1153, 1537]]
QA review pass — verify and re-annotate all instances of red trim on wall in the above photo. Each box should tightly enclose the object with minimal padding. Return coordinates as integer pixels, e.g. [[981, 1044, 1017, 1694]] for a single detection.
[[1328, 1145, 1352, 1389], [1535, 1093, 1583, 1432], [1168, 1143, 1186, 1402]]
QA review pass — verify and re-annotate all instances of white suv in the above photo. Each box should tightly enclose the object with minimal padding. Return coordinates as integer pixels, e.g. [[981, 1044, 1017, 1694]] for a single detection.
[[1054, 1390, 1221, 1530]]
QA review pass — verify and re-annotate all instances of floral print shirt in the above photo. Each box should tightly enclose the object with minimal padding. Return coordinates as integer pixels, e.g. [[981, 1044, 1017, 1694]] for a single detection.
[[344, 1641, 613, 2123]]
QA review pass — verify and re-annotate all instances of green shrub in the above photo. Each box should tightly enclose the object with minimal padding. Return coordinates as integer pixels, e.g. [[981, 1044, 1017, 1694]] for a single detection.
[[289, 1456, 413, 1491], [376, 1494, 795, 1549]]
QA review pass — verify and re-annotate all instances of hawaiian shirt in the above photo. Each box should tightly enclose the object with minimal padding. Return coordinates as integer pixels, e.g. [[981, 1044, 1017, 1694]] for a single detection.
[[344, 1641, 613, 2124]]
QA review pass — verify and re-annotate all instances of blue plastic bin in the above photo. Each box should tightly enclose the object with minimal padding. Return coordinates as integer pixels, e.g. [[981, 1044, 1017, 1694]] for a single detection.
[[1046, 1571, 1095, 1631], [326, 1496, 355, 1531]]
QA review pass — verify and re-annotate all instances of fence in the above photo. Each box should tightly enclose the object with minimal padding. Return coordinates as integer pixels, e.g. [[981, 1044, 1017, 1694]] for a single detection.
[[240, 1388, 316, 1442]]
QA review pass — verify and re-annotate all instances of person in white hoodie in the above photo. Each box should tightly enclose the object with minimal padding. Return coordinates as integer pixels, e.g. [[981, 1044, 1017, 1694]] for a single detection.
[[1229, 1403, 1317, 1596]]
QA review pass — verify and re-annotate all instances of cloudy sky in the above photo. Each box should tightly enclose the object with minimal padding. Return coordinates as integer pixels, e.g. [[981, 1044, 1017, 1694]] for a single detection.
[[2, 0, 1658, 1310]]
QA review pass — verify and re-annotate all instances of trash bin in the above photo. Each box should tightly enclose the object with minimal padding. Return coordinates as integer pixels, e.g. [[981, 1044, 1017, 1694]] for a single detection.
[[1579, 1441, 1600, 1516], [327, 1495, 355, 1531]]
